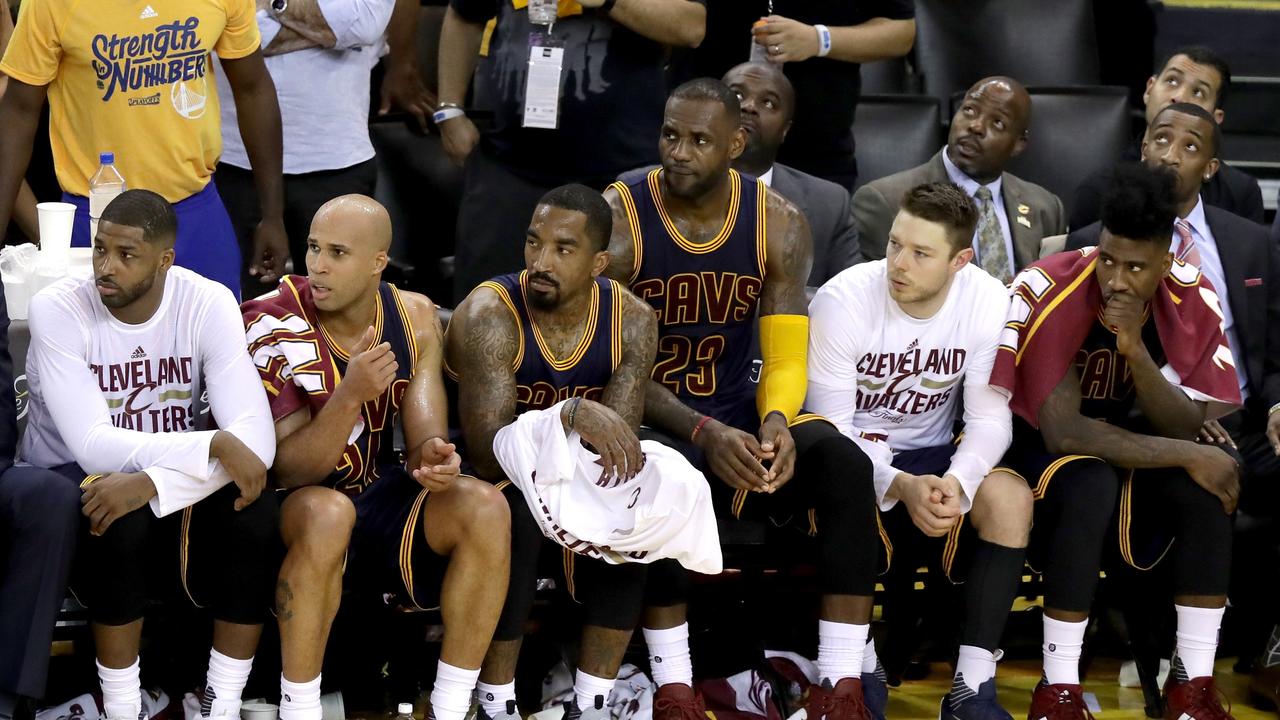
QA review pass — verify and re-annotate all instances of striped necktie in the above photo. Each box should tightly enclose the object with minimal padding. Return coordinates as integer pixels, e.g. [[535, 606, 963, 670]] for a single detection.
[[1175, 219, 1201, 267]]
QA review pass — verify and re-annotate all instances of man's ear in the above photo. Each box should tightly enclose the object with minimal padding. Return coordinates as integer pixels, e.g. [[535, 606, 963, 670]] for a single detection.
[[780, 119, 793, 144], [591, 250, 611, 277], [952, 246, 975, 271], [373, 250, 389, 275], [728, 127, 748, 162]]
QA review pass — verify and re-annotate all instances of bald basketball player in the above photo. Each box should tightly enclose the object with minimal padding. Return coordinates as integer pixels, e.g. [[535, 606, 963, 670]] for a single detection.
[[241, 196, 510, 720]]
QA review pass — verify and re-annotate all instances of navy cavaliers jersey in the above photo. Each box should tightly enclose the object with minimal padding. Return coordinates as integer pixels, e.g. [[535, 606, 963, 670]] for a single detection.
[[447, 271, 624, 416], [611, 168, 767, 430], [1074, 310, 1164, 425], [324, 282, 417, 494]]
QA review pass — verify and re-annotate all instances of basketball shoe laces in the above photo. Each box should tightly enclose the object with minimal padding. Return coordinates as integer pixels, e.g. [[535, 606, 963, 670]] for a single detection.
[[653, 692, 706, 720], [1169, 678, 1233, 720]]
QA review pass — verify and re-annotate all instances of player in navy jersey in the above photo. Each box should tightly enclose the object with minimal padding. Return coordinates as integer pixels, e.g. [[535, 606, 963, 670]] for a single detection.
[[603, 79, 881, 720], [446, 184, 660, 720], [241, 195, 510, 720]]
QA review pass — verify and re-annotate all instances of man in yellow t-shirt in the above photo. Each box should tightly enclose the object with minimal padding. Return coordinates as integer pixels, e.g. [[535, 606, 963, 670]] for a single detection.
[[0, 0, 288, 296]]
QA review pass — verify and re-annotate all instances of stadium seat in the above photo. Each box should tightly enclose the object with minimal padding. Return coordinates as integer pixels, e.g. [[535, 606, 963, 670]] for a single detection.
[[914, 0, 1100, 107], [852, 95, 945, 190], [1004, 86, 1131, 221], [859, 57, 916, 95]]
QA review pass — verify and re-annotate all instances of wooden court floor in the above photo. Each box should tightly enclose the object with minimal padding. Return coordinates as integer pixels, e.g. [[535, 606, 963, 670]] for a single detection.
[[885, 658, 1275, 720]]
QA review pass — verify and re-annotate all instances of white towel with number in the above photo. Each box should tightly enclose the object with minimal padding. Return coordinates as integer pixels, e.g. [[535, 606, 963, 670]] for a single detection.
[[493, 401, 723, 574]]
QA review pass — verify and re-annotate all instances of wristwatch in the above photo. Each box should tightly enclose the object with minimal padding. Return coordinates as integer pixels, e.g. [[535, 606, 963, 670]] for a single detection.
[[270, 0, 288, 16]]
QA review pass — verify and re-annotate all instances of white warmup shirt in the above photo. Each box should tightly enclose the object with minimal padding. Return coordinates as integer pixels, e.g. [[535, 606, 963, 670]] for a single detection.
[[492, 401, 723, 575], [21, 267, 276, 516], [806, 260, 1012, 512]]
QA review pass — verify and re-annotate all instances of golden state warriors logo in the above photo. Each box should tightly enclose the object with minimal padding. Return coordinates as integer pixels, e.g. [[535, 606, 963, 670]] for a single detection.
[[91, 17, 208, 119]]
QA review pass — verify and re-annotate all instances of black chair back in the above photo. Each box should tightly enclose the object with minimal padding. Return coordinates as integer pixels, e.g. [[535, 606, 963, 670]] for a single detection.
[[1004, 86, 1132, 220], [852, 95, 945, 190], [915, 0, 1100, 107]]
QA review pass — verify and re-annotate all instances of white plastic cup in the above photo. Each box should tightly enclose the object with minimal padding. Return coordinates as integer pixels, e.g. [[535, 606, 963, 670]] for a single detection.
[[240, 702, 279, 720], [2, 274, 28, 320], [36, 202, 76, 266]]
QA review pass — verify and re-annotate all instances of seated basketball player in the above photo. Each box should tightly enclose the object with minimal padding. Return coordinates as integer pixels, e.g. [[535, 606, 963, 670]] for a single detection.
[[241, 196, 510, 720], [807, 182, 1030, 720], [991, 163, 1242, 720], [21, 190, 277, 720], [445, 184, 665, 720], [602, 79, 881, 720]]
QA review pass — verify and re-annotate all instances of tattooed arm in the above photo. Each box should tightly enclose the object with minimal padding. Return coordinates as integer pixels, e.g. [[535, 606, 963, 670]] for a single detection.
[[444, 286, 520, 481], [601, 186, 638, 285], [601, 293, 658, 431], [759, 190, 815, 318], [1039, 366, 1240, 512]]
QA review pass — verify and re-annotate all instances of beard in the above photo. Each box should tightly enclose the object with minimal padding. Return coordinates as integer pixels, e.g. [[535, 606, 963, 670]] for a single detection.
[[97, 272, 156, 309]]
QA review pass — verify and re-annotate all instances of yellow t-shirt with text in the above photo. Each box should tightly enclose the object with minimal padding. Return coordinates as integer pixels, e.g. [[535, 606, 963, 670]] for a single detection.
[[0, 0, 260, 200]]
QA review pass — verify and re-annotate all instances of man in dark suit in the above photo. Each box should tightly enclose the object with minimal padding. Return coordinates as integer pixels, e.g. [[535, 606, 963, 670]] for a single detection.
[[1071, 46, 1264, 230], [1067, 105, 1280, 701], [0, 292, 81, 720], [619, 64, 862, 288], [852, 76, 1065, 282]]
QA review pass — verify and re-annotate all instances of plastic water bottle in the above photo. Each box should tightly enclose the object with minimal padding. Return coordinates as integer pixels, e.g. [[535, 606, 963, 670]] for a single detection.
[[749, 19, 771, 63], [89, 152, 126, 240], [394, 702, 415, 720]]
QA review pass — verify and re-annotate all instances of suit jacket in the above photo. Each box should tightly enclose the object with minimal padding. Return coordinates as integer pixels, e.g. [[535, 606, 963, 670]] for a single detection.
[[0, 287, 16, 472], [1069, 142, 1265, 231], [1066, 208, 1280, 418], [852, 150, 1066, 269], [616, 164, 862, 287]]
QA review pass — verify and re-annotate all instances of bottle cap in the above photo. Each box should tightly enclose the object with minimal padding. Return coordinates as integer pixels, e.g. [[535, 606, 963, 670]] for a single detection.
[[100, 152, 115, 164], [397, 703, 414, 715]]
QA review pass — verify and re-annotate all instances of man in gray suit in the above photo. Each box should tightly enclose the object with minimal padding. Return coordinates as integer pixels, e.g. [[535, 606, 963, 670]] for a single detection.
[[619, 63, 862, 287], [853, 76, 1065, 282]]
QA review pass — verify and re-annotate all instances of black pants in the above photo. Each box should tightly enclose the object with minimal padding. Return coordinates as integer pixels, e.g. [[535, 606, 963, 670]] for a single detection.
[[643, 418, 879, 608], [494, 482, 648, 641], [0, 464, 80, 698], [1222, 409, 1280, 634], [215, 159, 378, 296], [70, 474, 280, 626], [1013, 453, 1235, 612]]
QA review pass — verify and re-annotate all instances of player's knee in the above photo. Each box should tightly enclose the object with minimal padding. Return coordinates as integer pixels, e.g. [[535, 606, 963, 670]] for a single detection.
[[283, 488, 356, 553], [455, 476, 512, 536], [7, 468, 82, 530], [811, 436, 875, 501], [1055, 460, 1119, 517], [972, 471, 1033, 545]]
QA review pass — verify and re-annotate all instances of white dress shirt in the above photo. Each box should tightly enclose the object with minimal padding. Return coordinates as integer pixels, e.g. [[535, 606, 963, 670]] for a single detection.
[[942, 147, 1017, 279], [1170, 197, 1250, 398]]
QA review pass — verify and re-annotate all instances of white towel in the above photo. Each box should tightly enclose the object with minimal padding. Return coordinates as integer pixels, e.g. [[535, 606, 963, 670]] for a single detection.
[[493, 401, 722, 574]]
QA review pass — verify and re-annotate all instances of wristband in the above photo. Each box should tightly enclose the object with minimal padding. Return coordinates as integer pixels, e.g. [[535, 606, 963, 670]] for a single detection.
[[690, 415, 713, 443], [814, 24, 832, 57], [568, 396, 583, 429], [1269, 403, 1280, 417], [433, 106, 465, 125]]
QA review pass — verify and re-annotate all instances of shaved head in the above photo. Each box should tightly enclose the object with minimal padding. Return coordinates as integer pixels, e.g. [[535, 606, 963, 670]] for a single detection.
[[306, 194, 394, 312], [968, 76, 1031, 134], [946, 75, 1032, 183], [312, 194, 393, 252]]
